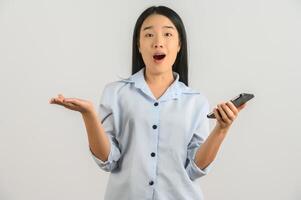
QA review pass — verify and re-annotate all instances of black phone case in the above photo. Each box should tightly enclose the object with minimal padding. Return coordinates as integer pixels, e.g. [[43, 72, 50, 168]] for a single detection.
[[207, 93, 254, 119]]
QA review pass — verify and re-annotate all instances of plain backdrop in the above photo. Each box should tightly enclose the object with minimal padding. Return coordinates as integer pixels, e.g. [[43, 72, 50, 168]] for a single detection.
[[0, 0, 300, 199]]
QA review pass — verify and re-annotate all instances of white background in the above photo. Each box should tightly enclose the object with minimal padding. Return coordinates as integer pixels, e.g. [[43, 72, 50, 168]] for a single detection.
[[0, 0, 300, 199]]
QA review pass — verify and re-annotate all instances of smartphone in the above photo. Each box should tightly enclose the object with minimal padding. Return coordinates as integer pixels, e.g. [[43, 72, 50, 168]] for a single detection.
[[207, 93, 255, 119]]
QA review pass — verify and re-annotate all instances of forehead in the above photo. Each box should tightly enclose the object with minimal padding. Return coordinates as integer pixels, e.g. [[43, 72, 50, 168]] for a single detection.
[[141, 14, 176, 30]]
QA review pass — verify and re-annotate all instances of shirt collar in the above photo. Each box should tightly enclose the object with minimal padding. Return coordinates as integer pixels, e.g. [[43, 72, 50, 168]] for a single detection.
[[120, 67, 199, 102]]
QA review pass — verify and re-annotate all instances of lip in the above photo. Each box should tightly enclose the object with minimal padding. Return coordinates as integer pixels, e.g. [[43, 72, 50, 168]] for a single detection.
[[153, 51, 166, 57]]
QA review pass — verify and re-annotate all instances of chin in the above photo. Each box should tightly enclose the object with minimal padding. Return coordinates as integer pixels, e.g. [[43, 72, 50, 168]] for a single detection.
[[147, 65, 171, 74]]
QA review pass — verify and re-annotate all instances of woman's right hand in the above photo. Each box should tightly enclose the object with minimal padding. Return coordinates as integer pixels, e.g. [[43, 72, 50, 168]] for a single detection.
[[49, 94, 95, 115]]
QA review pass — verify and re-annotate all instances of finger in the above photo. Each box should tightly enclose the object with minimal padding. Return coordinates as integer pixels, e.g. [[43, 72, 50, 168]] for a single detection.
[[63, 98, 80, 105], [50, 97, 59, 104], [213, 108, 221, 121], [217, 104, 232, 124], [214, 108, 226, 126], [63, 101, 77, 107], [51, 97, 70, 107], [222, 102, 236, 120], [58, 94, 65, 100], [49, 98, 55, 104], [62, 102, 78, 110], [50, 98, 60, 104], [52, 98, 66, 106], [51, 97, 62, 104], [226, 101, 238, 115], [52, 99, 78, 110]]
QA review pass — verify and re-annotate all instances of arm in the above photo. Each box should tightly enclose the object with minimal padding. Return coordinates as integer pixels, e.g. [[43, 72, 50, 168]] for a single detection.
[[194, 126, 228, 170], [49, 94, 111, 162], [50, 85, 122, 172], [194, 101, 246, 170], [82, 110, 110, 162]]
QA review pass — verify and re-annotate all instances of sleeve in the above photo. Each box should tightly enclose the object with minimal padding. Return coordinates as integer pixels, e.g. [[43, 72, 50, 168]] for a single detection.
[[89, 82, 122, 172], [185, 97, 213, 181]]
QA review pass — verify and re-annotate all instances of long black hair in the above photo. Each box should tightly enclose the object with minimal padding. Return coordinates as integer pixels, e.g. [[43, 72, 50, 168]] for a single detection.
[[132, 6, 189, 86]]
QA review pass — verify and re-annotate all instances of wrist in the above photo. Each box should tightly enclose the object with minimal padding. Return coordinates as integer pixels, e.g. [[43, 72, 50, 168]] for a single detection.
[[213, 125, 229, 135], [81, 109, 97, 119]]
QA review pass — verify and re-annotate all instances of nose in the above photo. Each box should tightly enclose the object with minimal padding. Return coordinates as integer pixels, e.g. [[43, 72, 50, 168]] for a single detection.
[[154, 43, 163, 48], [153, 36, 164, 48]]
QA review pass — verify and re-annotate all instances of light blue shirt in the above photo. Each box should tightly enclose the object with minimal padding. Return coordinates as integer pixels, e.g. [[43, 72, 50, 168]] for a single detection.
[[89, 67, 213, 200]]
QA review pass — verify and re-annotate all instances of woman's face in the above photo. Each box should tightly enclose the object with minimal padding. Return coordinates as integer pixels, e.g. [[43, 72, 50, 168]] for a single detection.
[[138, 14, 181, 73]]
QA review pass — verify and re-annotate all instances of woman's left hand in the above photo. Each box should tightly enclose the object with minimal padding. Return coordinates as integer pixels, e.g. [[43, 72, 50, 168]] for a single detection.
[[213, 101, 247, 131]]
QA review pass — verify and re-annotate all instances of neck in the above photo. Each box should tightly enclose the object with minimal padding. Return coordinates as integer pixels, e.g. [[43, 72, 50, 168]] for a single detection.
[[144, 67, 175, 88]]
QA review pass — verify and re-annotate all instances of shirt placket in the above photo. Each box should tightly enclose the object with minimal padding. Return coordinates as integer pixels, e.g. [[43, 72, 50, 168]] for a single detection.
[[148, 100, 160, 199]]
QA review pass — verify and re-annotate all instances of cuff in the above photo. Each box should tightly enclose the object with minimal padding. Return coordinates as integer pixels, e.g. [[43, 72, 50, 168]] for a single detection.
[[89, 147, 110, 166], [186, 157, 213, 181], [89, 137, 121, 172]]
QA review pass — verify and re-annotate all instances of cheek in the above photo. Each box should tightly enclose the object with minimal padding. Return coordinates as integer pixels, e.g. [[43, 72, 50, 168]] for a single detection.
[[168, 43, 179, 57], [138, 37, 147, 50], [139, 45, 152, 63], [139, 44, 148, 57], [168, 39, 179, 50]]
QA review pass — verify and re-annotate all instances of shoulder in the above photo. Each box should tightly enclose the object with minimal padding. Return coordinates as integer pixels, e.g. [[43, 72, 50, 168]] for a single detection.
[[102, 78, 131, 96], [98, 78, 131, 106]]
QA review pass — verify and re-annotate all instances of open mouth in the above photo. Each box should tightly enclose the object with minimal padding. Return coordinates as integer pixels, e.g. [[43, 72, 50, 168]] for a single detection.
[[153, 54, 166, 61]]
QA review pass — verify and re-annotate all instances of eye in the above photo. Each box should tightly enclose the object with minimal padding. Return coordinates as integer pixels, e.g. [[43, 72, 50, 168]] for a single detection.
[[165, 33, 172, 37], [145, 33, 153, 37]]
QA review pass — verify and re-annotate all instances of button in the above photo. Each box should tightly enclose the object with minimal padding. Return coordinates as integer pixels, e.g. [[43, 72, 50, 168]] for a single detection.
[[151, 152, 156, 157], [149, 181, 154, 185], [154, 102, 159, 106], [152, 125, 157, 129]]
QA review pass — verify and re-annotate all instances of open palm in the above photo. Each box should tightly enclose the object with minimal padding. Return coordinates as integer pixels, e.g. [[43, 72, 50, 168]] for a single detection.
[[49, 94, 94, 114]]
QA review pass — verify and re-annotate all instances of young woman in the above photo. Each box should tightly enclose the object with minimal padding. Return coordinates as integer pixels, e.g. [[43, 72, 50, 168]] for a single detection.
[[49, 5, 246, 200]]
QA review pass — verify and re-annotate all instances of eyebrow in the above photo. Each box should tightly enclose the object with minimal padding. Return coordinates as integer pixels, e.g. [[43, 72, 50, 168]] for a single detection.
[[142, 25, 175, 31]]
